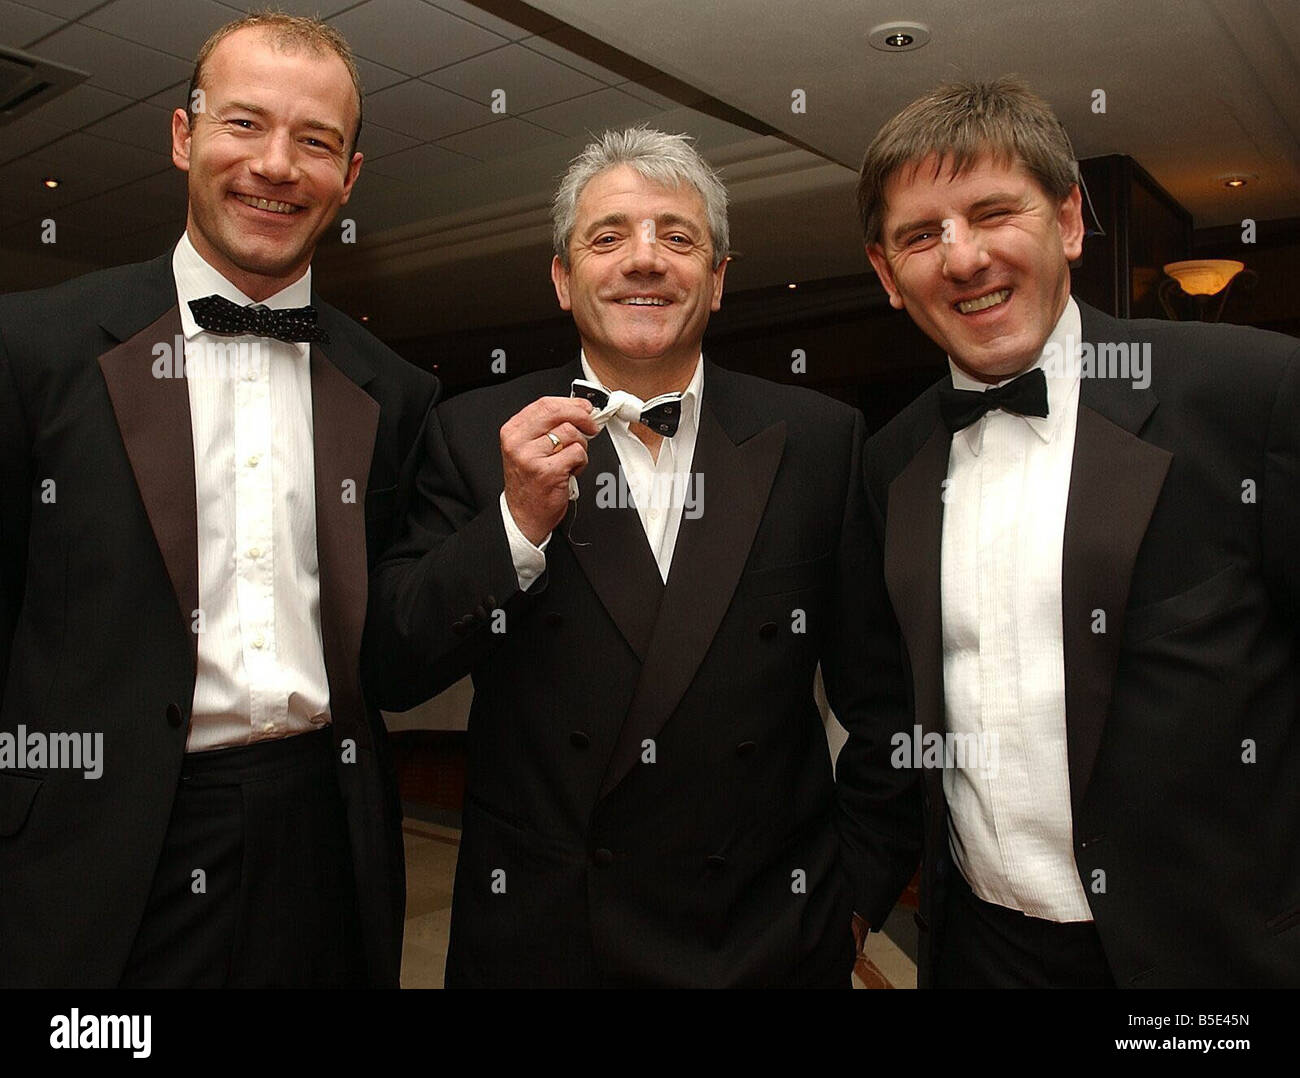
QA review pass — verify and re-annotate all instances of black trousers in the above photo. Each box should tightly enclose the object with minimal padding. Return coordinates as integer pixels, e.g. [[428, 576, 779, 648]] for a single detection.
[[120, 728, 364, 988], [936, 870, 1115, 988]]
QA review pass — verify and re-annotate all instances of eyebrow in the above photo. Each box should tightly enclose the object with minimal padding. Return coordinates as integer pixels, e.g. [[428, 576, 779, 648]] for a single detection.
[[888, 190, 1026, 245], [221, 101, 347, 149], [582, 211, 703, 236]]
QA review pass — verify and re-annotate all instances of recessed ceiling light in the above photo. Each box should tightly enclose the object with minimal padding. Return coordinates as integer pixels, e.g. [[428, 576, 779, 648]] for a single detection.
[[868, 22, 931, 53], [42, 176, 60, 189], [787, 283, 798, 290], [359, 315, 370, 322], [1218, 172, 1254, 189]]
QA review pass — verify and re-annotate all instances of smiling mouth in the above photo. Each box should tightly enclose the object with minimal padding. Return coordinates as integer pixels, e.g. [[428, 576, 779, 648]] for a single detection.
[[616, 297, 669, 306], [956, 288, 1011, 314], [233, 193, 301, 215]]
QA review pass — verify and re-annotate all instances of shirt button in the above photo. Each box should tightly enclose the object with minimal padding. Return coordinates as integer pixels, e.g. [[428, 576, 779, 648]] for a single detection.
[[263, 722, 274, 732], [247, 547, 261, 559], [247, 455, 260, 467], [252, 634, 265, 649], [244, 369, 256, 382]]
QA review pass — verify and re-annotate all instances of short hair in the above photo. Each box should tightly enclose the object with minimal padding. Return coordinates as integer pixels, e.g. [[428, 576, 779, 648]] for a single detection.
[[552, 127, 730, 268], [856, 76, 1078, 246], [186, 10, 364, 156]]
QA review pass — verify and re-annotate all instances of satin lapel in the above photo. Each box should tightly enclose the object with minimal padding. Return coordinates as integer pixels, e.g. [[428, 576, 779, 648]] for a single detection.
[[565, 427, 664, 662], [882, 421, 950, 751], [97, 306, 198, 665], [311, 345, 379, 745], [1061, 383, 1168, 817], [597, 404, 785, 800]]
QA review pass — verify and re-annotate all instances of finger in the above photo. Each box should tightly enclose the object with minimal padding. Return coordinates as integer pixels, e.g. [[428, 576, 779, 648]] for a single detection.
[[514, 397, 598, 439]]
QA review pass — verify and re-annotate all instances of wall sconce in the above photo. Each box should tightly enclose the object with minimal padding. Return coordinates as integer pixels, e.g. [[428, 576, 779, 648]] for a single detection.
[[1159, 259, 1251, 322]]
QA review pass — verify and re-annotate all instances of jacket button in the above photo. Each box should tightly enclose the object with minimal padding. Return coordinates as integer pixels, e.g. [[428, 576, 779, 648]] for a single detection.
[[165, 702, 183, 728], [451, 618, 469, 636], [569, 730, 590, 749], [736, 740, 757, 757], [759, 621, 778, 640], [545, 611, 563, 628], [485, 595, 497, 610], [474, 604, 488, 621], [705, 854, 727, 869], [593, 847, 614, 868]]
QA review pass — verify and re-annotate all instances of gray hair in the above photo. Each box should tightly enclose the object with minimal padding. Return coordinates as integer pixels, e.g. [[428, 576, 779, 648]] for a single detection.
[[552, 127, 730, 268]]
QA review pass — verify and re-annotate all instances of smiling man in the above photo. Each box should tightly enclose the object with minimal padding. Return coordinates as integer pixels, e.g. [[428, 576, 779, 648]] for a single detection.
[[0, 14, 436, 986], [366, 128, 920, 987], [859, 77, 1299, 987]]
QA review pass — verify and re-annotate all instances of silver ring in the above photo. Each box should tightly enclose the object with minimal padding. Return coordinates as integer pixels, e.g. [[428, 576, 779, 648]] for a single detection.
[[546, 431, 562, 453]]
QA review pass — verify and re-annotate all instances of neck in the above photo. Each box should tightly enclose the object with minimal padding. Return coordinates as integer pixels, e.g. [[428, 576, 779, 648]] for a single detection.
[[185, 223, 309, 303], [584, 349, 698, 401]]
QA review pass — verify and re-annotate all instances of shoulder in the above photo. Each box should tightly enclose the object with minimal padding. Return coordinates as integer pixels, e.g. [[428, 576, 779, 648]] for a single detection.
[[315, 300, 435, 400], [0, 259, 164, 329], [707, 363, 862, 441], [865, 377, 945, 475], [438, 364, 575, 435]]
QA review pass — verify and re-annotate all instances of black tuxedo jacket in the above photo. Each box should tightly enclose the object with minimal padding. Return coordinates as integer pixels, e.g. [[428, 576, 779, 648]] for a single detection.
[[864, 299, 1300, 987], [0, 252, 437, 987], [366, 358, 921, 986]]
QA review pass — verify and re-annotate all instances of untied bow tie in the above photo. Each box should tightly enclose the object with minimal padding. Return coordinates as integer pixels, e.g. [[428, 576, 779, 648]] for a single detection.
[[570, 379, 684, 437], [938, 366, 1049, 433], [188, 294, 330, 344]]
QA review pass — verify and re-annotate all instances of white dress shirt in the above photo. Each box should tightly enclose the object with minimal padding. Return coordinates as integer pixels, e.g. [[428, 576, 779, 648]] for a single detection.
[[940, 297, 1093, 921], [173, 233, 331, 752], [503, 354, 703, 587]]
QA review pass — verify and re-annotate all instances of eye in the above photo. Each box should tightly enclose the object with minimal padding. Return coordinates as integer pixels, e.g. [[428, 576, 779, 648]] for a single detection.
[[229, 118, 256, 129], [905, 231, 936, 247], [592, 233, 620, 246], [665, 233, 693, 247]]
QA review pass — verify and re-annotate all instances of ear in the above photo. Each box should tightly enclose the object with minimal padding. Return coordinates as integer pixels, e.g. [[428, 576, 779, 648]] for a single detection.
[[551, 255, 572, 311], [709, 255, 728, 312], [866, 242, 905, 310], [171, 108, 192, 173], [1058, 184, 1085, 262], [338, 151, 363, 206]]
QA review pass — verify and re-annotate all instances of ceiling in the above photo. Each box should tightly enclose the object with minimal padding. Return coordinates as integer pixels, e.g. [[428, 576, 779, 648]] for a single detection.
[[2, 0, 1297, 339]]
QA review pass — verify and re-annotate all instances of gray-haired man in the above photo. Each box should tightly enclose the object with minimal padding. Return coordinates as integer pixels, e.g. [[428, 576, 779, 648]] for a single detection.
[[366, 127, 920, 987]]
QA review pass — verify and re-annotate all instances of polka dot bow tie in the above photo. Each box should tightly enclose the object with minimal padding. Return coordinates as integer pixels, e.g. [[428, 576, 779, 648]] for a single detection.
[[188, 294, 330, 344], [570, 378, 684, 437]]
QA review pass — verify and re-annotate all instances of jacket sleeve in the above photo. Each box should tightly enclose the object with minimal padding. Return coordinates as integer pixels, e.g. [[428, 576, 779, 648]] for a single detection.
[[821, 409, 923, 929], [821, 408, 925, 931], [0, 315, 31, 708], [363, 401, 540, 712], [1263, 341, 1300, 623]]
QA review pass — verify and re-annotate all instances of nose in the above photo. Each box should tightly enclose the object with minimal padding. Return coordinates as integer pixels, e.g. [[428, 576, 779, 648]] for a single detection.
[[250, 128, 299, 185], [623, 220, 667, 275], [940, 218, 989, 282]]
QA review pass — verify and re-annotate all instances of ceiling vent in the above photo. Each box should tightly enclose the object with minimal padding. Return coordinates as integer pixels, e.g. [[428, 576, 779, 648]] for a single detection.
[[0, 45, 88, 125]]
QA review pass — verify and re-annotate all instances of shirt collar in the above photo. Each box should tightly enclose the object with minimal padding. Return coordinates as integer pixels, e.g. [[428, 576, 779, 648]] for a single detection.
[[578, 351, 704, 435], [172, 231, 313, 341], [947, 296, 1081, 454]]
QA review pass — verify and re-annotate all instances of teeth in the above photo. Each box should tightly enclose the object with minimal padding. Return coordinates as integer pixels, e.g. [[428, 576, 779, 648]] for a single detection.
[[618, 297, 668, 306], [235, 194, 297, 214], [957, 289, 1010, 314]]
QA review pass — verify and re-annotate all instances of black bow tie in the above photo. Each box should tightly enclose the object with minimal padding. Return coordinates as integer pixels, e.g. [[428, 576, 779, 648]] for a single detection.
[[189, 294, 330, 344], [938, 367, 1049, 433], [570, 379, 685, 437]]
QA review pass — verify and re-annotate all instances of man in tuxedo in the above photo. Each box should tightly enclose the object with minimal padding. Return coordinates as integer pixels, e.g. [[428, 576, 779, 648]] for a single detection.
[[366, 128, 919, 987], [858, 77, 1299, 987], [0, 14, 436, 986]]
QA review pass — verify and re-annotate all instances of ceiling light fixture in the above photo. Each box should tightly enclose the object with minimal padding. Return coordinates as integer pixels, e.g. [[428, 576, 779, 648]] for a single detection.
[[868, 22, 931, 53], [42, 176, 60, 189], [1218, 173, 1254, 189]]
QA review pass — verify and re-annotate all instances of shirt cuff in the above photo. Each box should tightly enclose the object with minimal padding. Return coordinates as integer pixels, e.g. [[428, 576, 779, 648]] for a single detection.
[[499, 491, 549, 592]]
